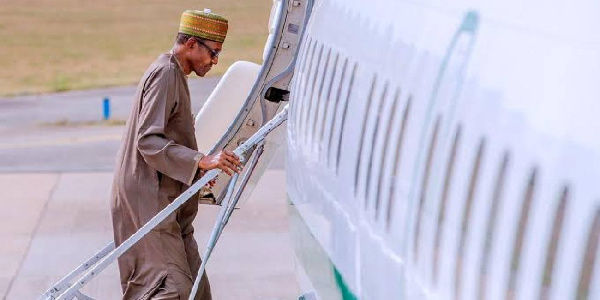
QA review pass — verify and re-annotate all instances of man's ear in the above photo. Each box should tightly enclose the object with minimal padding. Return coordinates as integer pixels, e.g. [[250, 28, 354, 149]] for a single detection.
[[185, 38, 196, 50]]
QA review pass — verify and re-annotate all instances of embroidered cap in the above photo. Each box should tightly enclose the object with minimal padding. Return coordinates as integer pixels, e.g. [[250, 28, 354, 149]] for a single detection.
[[179, 8, 228, 43]]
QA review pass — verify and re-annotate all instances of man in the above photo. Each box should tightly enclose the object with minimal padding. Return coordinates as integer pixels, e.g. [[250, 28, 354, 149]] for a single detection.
[[110, 9, 241, 300]]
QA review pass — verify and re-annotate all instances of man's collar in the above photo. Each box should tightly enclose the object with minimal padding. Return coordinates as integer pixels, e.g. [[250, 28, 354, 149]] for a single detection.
[[170, 49, 186, 75]]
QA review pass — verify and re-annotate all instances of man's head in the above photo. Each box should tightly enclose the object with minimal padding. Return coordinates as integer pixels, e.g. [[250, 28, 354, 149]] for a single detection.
[[174, 9, 228, 77], [175, 34, 222, 76]]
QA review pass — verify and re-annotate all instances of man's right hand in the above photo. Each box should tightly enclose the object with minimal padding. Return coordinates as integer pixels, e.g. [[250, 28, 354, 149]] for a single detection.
[[198, 150, 242, 176]]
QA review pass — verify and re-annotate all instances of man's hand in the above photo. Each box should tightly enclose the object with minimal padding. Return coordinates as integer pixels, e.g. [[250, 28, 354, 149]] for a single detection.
[[198, 150, 242, 176], [207, 177, 217, 187]]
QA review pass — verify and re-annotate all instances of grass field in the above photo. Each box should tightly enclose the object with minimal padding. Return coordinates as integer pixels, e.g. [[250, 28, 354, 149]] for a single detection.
[[0, 0, 272, 96]]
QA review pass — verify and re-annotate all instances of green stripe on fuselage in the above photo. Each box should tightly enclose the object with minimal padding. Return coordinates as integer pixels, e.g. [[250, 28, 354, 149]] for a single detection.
[[288, 199, 359, 300], [334, 267, 358, 300]]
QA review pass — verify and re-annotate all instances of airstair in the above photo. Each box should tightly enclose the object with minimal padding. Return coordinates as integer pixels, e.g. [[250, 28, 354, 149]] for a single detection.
[[37, 0, 313, 299]]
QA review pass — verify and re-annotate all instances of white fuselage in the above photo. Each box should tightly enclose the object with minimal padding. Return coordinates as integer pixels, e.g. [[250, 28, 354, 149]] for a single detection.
[[286, 0, 600, 299]]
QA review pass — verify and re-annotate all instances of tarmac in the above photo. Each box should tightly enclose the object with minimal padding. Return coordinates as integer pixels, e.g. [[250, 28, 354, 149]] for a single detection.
[[0, 77, 298, 300]]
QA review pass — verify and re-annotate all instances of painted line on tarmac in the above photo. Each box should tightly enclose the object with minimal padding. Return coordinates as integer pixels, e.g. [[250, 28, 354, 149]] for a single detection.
[[0, 134, 122, 149]]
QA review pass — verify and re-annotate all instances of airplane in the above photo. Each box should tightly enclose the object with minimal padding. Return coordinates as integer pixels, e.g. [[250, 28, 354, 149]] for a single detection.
[[197, 0, 600, 299]]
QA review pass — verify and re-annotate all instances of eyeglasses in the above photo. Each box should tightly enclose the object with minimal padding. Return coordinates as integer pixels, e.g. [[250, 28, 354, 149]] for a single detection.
[[194, 38, 220, 59]]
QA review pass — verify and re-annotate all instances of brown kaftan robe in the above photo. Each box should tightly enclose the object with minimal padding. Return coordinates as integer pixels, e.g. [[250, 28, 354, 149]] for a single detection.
[[110, 53, 211, 300]]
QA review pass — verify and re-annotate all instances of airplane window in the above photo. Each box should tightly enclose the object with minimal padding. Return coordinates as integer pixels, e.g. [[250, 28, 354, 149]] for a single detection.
[[318, 52, 340, 159], [366, 83, 389, 212], [386, 97, 411, 231], [413, 115, 442, 262], [299, 36, 312, 72], [297, 37, 314, 103], [311, 47, 332, 146], [354, 76, 378, 197], [326, 57, 348, 167], [477, 152, 510, 299], [539, 187, 568, 300], [318, 47, 332, 103], [432, 124, 462, 284], [298, 39, 317, 135], [299, 37, 315, 100], [335, 62, 358, 175], [576, 207, 600, 300], [304, 43, 325, 141], [506, 168, 538, 300], [291, 36, 313, 125], [454, 138, 486, 299], [375, 88, 401, 218]]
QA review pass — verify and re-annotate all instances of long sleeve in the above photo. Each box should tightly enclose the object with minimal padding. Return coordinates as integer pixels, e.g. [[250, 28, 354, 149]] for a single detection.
[[136, 65, 202, 185]]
